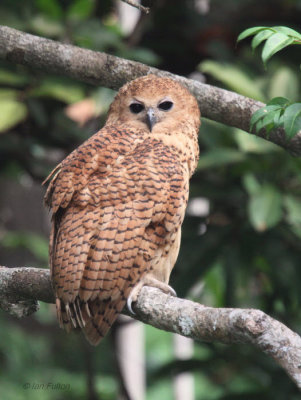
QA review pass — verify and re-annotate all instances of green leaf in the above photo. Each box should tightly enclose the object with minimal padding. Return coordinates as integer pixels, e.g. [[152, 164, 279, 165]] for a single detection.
[[237, 26, 267, 42], [263, 110, 280, 124], [250, 105, 280, 131], [251, 30, 273, 50], [262, 33, 294, 64], [283, 103, 301, 140], [0, 100, 27, 132], [273, 108, 284, 129], [250, 100, 291, 134], [262, 113, 277, 134], [273, 26, 301, 41], [199, 61, 265, 101], [267, 96, 290, 107], [254, 117, 267, 133], [250, 108, 268, 131], [248, 184, 282, 231]]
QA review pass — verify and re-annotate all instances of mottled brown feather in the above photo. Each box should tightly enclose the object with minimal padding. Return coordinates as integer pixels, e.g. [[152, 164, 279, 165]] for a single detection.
[[44, 75, 200, 345]]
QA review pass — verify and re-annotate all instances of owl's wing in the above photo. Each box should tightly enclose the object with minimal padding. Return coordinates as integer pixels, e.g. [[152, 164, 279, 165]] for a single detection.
[[46, 134, 187, 345]]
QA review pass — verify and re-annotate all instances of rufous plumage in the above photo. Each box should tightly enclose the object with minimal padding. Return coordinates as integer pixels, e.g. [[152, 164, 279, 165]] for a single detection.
[[44, 74, 200, 345]]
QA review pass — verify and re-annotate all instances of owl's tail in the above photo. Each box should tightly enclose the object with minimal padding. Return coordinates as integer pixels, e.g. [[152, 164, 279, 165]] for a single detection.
[[82, 297, 126, 345], [56, 296, 126, 346]]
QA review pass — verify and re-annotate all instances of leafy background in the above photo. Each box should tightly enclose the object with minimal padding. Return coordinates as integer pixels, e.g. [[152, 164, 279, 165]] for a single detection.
[[0, 0, 300, 399]]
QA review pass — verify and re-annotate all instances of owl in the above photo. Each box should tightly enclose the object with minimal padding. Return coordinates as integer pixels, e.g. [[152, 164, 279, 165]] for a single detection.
[[44, 74, 200, 345]]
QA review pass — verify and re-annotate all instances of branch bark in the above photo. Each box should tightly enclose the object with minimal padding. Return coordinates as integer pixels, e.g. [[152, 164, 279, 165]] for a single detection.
[[0, 266, 300, 389], [0, 25, 300, 156]]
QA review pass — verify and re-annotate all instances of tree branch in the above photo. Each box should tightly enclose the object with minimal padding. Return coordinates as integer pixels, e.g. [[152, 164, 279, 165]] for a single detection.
[[0, 25, 300, 156], [0, 266, 300, 389]]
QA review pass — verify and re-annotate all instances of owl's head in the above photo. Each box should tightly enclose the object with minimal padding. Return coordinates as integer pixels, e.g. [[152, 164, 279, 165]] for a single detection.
[[106, 74, 200, 135]]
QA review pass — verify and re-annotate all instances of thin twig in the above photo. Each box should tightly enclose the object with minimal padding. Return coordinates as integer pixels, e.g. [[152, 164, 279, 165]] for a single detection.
[[120, 0, 150, 14]]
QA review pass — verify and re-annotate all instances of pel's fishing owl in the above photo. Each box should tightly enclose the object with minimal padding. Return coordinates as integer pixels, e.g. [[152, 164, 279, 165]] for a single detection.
[[44, 74, 200, 345]]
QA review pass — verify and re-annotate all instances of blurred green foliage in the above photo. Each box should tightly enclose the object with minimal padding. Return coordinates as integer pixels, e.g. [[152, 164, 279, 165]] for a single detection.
[[0, 0, 300, 399], [1, 232, 49, 264]]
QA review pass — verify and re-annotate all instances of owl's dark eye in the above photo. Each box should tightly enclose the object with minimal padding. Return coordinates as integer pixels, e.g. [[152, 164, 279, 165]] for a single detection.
[[130, 103, 144, 114], [158, 101, 173, 111]]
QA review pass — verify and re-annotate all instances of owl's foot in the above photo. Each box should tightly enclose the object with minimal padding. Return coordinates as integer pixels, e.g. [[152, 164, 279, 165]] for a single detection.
[[127, 277, 177, 315]]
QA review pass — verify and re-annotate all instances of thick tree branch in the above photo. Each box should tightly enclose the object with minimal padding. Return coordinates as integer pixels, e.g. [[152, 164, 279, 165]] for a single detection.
[[0, 266, 53, 317], [0, 266, 300, 389], [0, 25, 300, 156]]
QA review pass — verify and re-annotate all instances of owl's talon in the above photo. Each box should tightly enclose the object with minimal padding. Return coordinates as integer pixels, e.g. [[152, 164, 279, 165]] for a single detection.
[[127, 296, 136, 315], [127, 280, 176, 317], [168, 286, 177, 297]]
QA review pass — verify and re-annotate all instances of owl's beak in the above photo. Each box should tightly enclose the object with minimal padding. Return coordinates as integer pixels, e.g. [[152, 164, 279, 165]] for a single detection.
[[146, 108, 157, 132]]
